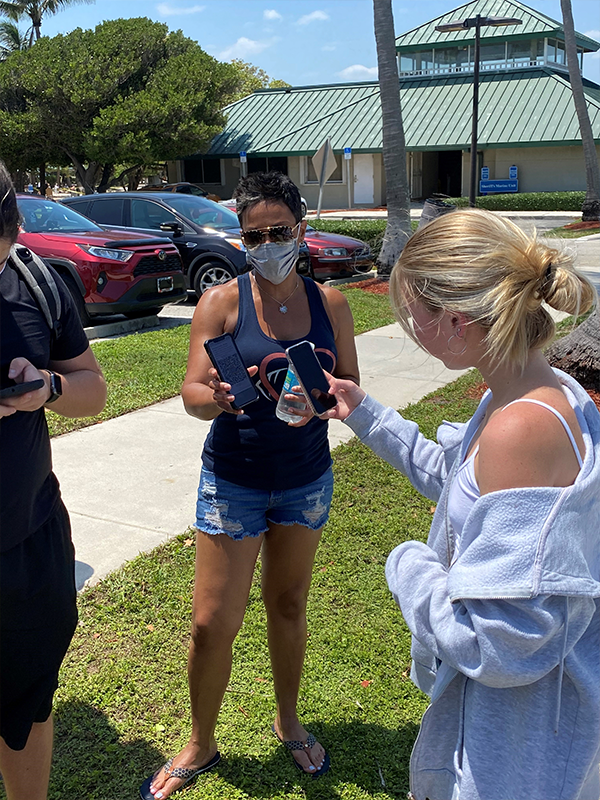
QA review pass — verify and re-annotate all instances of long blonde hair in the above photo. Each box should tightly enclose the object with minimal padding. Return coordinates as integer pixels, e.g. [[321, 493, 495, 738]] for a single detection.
[[390, 209, 596, 371]]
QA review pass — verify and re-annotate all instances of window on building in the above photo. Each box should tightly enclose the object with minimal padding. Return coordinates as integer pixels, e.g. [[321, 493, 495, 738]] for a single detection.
[[555, 40, 566, 64], [508, 40, 532, 64], [547, 38, 556, 62], [480, 42, 506, 65], [535, 38, 544, 60], [303, 155, 343, 183], [400, 54, 416, 72], [247, 156, 289, 174], [184, 159, 222, 185], [418, 50, 434, 70]]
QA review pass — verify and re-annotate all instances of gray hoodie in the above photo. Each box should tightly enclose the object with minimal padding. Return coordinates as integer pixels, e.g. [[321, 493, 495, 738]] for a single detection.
[[344, 370, 600, 800]]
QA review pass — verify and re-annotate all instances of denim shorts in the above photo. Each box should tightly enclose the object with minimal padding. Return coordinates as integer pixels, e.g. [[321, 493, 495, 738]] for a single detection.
[[195, 466, 334, 540]]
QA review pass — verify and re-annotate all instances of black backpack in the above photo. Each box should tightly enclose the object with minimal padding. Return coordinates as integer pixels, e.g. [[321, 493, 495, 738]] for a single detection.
[[8, 245, 63, 341]]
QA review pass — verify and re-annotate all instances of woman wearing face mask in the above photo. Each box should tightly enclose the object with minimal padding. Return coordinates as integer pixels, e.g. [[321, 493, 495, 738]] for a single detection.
[[141, 172, 359, 799]]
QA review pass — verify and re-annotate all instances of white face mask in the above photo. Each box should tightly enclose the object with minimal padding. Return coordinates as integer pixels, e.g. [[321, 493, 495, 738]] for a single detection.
[[246, 238, 299, 285]]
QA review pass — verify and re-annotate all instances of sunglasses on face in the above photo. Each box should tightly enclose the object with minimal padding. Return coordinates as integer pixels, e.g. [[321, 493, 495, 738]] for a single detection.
[[240, 223, 300, 249]]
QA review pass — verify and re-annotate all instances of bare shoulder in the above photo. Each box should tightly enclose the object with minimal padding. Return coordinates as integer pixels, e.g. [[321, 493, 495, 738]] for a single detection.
[[316, 282, 349, 308], [477, 401, 577, 493], [192, 278, 240, 330]]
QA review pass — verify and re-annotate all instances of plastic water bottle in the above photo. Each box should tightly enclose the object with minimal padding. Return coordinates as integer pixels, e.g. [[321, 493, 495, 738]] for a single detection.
[[276, 365, 307, 423]]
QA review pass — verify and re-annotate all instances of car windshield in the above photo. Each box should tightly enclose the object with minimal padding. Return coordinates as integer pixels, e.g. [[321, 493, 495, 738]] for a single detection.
[[163, 195, 239, 231], [18, 197, 102, 234]]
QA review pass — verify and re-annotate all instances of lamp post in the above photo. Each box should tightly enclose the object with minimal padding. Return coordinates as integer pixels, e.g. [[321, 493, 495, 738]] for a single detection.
[[435, 15, 522, 207]]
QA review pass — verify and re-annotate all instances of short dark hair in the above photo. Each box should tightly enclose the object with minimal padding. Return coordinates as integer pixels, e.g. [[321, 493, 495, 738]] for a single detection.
[[233, 171, 302, 226], [0, 160, 20, 244]]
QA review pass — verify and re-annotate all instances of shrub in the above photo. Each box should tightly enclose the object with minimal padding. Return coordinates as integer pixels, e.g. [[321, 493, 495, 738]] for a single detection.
[[447, 191, 586, 212]]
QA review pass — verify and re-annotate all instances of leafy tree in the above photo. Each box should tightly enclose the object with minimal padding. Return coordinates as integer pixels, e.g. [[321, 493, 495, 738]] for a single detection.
[[229, 59, 290, 102], [0, 0, 94, 47], [373, 0, 411, 274], [0, 17, 239, 192]]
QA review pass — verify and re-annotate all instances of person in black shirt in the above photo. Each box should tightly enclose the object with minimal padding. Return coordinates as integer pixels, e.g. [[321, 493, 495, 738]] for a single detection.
[[0, 161, 106, 800]]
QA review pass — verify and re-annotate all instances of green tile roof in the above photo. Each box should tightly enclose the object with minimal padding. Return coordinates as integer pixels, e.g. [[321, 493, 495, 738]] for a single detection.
[[394, 0, 599, 52], [199, 68, 600, 158]]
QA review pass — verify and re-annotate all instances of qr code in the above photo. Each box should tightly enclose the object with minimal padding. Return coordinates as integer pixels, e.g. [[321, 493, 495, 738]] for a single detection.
[[220, 354, 246, 383]]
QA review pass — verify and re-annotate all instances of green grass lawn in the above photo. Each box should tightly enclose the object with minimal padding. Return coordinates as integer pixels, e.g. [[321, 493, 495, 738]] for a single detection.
[[32, 371, 482, 800], [544, 225, 600, 239], [46, 290, 395, 437]]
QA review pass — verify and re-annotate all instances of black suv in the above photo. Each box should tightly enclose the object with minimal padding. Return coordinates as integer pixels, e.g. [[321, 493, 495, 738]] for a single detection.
[[62, 193, 310, 298]]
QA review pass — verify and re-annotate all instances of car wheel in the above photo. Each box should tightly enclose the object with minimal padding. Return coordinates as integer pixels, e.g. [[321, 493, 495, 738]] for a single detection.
[[301, 199, 307, 218], [61, 274, 91, 327], [193, 261, 236, 298]]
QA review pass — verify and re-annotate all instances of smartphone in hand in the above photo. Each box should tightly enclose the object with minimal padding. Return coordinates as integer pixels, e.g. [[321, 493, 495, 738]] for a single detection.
[[204, 333, 259, 410], [285, 340, 337, 418], [0, 379, 45, 400]]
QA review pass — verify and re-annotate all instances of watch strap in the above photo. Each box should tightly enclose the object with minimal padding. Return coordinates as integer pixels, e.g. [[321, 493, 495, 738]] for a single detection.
[[46, 370, 62, 403]]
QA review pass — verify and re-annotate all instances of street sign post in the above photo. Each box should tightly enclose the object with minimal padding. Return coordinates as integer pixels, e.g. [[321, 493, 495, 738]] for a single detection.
[[312, 138, 337, 218], [239, 151, 247, 177], [344, 147, 352, 208]]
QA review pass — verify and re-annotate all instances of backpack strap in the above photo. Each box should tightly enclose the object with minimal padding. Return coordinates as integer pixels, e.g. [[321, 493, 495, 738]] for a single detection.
[[9, 245, 62, 340]]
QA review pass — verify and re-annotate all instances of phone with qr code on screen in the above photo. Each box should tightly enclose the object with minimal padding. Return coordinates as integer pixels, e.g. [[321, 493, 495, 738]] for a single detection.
[[204, 333, 259, 410]]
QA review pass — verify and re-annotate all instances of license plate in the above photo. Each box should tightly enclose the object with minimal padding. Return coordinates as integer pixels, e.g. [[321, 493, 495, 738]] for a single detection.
[[157, 276, 174, 293]]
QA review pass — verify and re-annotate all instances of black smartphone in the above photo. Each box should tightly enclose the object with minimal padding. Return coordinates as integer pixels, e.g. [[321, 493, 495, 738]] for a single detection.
[[285, 340, 337, 418], [204, 333, 259, 410], [0, 379, 44, 400]]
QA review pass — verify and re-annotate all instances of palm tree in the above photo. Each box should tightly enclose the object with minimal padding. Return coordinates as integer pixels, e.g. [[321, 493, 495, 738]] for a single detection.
[[560, 0, 600, 222], [0, 19, 28, 58], [373, 0, 412, 275], [0, 0, 94, 47], [546, 0, 600, 390]]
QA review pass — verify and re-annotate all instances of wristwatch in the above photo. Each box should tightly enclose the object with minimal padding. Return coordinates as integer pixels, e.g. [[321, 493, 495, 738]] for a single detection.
[[45, 370, 62, 404]]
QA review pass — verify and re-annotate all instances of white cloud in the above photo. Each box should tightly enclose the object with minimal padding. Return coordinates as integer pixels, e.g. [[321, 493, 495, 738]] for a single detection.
[[322, 43, 336, 51], [156, 3, 205, 15], [584, 29, 600, 41], [264, 9, 282, 21], [337, 64, 378, 80], [297, 10, 329, 26], [219, 37, 273, 60]]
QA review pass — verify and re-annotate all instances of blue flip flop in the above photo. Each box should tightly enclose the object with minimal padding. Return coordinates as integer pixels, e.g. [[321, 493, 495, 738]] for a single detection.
[[271, 724, 330, 778], [139, 751, 221, 799]]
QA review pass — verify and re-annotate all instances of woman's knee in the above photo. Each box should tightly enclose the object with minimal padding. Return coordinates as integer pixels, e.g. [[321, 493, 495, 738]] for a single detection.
[[190, 608, 244, 649], [263, 585, 309, 622]]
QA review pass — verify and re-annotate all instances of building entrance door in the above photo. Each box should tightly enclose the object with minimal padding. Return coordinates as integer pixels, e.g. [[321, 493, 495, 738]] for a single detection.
[[353, 154, 374, 204]]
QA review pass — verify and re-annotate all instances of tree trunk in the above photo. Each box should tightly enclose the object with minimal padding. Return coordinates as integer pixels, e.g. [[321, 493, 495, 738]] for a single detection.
[[561, 0, 600, 221], [39, 161, 46, 194], [373, 0, 412, 276], [96, 163, 114, 193], [546, 309, 600, 390]]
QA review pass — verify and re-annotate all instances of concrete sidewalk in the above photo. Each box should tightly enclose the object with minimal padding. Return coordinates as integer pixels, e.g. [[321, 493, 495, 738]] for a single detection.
[[52, 324, 466, 591]]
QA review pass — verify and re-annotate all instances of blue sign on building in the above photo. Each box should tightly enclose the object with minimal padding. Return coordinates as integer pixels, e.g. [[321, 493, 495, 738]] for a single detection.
[[509, 165, 518, 180], [480, 179, 518, 194], [481, 166, 489, 180]]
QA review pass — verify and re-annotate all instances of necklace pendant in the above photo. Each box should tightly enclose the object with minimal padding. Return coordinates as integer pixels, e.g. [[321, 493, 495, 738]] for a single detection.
[[279, 305, 288, 314]]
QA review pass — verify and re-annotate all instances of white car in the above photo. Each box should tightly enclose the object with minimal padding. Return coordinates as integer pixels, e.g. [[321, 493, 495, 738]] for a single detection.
[[220, 196, 308, 218]]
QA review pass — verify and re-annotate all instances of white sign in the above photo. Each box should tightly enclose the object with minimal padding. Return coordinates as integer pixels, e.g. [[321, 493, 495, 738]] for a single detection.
[[239, 151, 247, 163], [344, 147, 352, 160], [312, 139, 337, 187]]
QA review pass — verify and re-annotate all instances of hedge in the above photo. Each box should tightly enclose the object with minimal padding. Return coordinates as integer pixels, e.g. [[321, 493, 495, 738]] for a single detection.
[[447, 191, 585, 211]]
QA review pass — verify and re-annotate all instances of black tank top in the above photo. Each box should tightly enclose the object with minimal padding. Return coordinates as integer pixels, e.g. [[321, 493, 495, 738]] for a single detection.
[[202, 272, 337, 490]]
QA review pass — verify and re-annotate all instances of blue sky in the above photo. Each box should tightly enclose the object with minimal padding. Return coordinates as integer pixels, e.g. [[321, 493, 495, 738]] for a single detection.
[[35, 0, 600, 86]]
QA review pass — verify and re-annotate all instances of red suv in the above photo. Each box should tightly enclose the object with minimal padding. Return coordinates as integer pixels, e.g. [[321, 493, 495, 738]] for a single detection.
[[16, 195, 186, 325]]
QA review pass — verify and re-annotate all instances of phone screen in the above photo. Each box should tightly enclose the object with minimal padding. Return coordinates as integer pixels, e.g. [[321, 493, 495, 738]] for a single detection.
[[204, 334, 258, 410], [286, 341, 337, 417]]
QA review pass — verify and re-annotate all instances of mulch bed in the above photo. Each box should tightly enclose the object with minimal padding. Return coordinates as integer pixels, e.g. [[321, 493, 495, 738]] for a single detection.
[[563, 220, 600, 231], [463, 381, 600, 412], [348, 277, 389, 294]]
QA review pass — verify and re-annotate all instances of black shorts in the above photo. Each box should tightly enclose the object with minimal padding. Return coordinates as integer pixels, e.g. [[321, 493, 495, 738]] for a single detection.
[[0, 502, 78, 751]]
